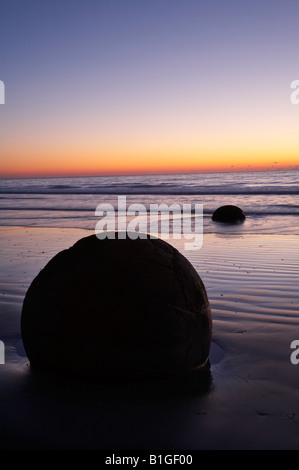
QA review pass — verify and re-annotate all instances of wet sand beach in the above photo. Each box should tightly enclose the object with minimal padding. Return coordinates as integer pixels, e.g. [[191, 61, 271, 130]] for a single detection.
[[0, 226, 299, 450]]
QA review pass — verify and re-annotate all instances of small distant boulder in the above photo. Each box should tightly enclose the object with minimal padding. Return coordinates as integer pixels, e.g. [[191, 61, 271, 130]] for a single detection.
[[212, 205, 246, 223], [21, 233, 212, 380]]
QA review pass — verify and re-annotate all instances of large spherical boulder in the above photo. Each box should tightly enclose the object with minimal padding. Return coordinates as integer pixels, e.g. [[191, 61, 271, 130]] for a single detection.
[[212, 205, 246, 223], [21, 233, 212, 379]]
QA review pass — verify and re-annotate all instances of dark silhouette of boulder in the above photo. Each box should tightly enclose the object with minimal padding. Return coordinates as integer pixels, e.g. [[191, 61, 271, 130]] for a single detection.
[[21, 233, 212, 379], [212, 205, 246, 223]]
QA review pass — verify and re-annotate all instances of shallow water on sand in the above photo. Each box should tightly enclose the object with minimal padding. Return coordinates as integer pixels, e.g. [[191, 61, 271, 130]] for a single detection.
[[1, 170, 299, 235]]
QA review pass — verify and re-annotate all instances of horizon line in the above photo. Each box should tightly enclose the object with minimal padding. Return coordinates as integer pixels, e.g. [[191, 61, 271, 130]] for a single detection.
[[0, 167, 298, 180]]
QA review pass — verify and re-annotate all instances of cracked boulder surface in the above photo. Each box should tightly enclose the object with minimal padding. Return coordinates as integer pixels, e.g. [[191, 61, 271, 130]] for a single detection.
[[21, 233, 212, 379]]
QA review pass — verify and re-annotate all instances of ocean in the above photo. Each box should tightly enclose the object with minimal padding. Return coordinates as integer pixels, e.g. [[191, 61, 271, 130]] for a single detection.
[[0, 169, 298, 235]]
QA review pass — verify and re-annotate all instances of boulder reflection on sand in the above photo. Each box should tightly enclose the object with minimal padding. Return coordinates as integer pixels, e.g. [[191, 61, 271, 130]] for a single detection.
[[21, 233, 212, 380]]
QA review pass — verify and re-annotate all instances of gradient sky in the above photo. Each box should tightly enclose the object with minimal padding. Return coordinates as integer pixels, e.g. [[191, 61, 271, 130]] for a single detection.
[[1, 0, 299, 177]]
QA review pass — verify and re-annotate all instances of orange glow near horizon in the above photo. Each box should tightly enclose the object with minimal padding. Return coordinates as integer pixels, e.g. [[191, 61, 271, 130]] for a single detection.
[[1, 103, 299, 178], [1, 147, 298, 178], [1, 82, 299, 178]]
